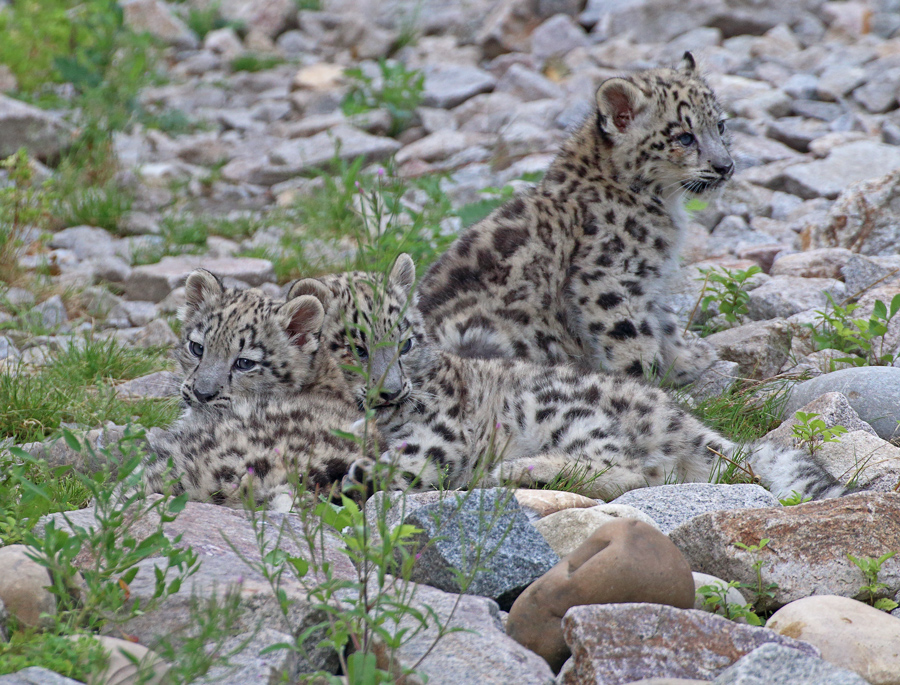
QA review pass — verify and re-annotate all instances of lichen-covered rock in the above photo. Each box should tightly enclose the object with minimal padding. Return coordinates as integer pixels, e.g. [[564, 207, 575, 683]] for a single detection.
[[558, 603, 818, 684], [670, 492, 900, 611]]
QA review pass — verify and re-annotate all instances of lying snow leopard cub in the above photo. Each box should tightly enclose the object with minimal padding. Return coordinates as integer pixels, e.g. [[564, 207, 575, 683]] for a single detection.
[[142, 269, 374, 509], [293, 255, 846, 502], [418, 53, 730, 384]]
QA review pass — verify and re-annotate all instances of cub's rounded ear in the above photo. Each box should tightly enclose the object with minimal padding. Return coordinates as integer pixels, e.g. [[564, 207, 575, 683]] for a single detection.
[[680, 51, 697, 73], [279, 295, 325, 348], [389, 253, 416, 296], [596, 78, 648, 134], [183, 269, 223, 316], [287, 278, 332, 306]]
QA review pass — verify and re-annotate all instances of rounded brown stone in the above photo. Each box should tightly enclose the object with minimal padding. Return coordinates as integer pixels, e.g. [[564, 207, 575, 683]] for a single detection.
[[513, 489, 598, 518], [506, 519, 695, 673], [0, 544, 56, 629]]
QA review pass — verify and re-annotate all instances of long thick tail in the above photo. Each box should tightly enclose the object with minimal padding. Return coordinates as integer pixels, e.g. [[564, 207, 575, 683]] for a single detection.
[[744, 442, 848, 501]]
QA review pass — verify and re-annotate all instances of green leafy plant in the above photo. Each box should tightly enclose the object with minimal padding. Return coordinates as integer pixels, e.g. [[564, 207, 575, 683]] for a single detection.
[[230, 54, 282, 73], [778, 490, 812, 506], [695, 581, 764, 626], [0, 632, 109, 679], [0, 149, 55, 284], [791, 411, 847, 455], [847, 551, 899, 611], [734, 538, 779, 607], [694, 264, 762, 334], [342, 60, 425, 137], [809, 293, 900, 368], [456, 172, 544, 228]]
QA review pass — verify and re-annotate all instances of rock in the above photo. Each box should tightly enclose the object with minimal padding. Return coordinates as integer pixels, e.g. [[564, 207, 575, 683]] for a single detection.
[[49, 225, 128, 261], [692, 572, 749, 616], [853, 68, 900, 114], [27, 295, 68, 330], [530, 14, 589, 65], [705, 319, 792, 380], [816, 66, 868, 102], [391, 582, 556, 685], [670, 492, 900, 611], [230, 126, 402, 186], [115, 371, 182, 400], [87, 635, 170, 685], [421, 65, 496, 109], [815, 431, 900, 492], [764, 392, 878, 452], [396, 130, 481, 164], [508, 520, 694, 673], [197, 628, 300, 685], [209, 0, 294, 38], [0, 597, 7, 642], [0, 93, 74, 161], [713, 643, 869, 684], [494, 64, 564, 102], [120, 0, 198, 49], [403, 489, 559, 609], [840, 254, 900, 297], [477, 0, 542, 60], [0, 336, 21, 361], [769, 248, 854, 279], [0, 65, 17, 92], [610, 484, 781, 535], [686, 360, 741, 403], [803, 168, 900, 256], [114, 300, 158, 327], [73, 286, 124, 320], [513, 489, 597, 519], [46, 501, 358, 675], [124, 256, 275, 302], [559, 603, 818, 684], [0, 668, 85, 684], [766, 595, 900, 685], [745, 276, 845, 320], [765, 117, 830, 153], [778, 141, 900, 200], [533, 504, 659, 557], [784, 367, 900, 442], [291, 63, 345, 91], [204, 27, 245, 60], [131, 318, 178, 348], [0, 545, 56, 630]]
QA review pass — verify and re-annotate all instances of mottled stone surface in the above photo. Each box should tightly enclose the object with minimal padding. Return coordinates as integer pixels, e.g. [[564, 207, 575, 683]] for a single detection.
[[712, 643, 869, 685]]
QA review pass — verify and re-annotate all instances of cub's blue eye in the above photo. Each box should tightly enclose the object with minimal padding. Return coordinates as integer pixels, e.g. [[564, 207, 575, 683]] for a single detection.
[[717, 120, 726, 134], [189, 341, 203, 357], [678, 132, 695, 146], [400, 338, 413, 354], [355, 345, 368, 359], [234, 358, 256, 371]]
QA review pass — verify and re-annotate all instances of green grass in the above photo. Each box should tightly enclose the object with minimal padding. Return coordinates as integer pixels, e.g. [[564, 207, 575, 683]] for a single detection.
[[230, 54, 282, 73], [0, 632, 109, 679], [0, 336, 177, 444]]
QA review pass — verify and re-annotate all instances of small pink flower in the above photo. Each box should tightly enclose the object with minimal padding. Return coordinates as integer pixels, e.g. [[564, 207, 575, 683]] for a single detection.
[[236, 575, 244, 584], [247, 466, 255, 475], [355, 181, 363, 192], [377, 167, 386, 177], [496, 421, 501, 430], [399, 441, 408, 451], [527, 465, 535, 472], [232, 482, 239, 489], [415, 552, 422, 560]]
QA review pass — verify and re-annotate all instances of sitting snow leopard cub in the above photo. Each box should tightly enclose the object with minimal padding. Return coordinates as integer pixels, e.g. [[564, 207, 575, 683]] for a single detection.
[[293, 255, 846, 502], [418, 53, 730, 384], [142, 269, 374, 509]]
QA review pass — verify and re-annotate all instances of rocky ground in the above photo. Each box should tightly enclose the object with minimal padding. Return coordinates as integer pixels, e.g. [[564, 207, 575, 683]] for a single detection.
[[2, 0, 900, 682]]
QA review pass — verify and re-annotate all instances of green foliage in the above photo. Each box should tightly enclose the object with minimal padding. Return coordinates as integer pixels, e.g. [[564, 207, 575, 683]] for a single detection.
[[230, 54, 283, 73], [56, 183, 132, 233], [342, 60, 425, 137], [0, 632, 109, 679], [809, 293, 900, 368], [790, 411, 847, 455], [695, 265, 762, 334], [186, 5, 244, 39], [778, 490, 812, 506], [0, 336, 175, 443], [19, 429, 198, 632], [0, 150, 56, 284], [734, 538, 779, 607], [695, 581, 764, 626], [847, 551, 899, 611]]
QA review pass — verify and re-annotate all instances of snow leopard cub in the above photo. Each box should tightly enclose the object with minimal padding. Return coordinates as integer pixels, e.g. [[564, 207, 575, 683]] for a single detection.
[[142, 269, 373, 509], [293, 255, 846, 502], [417, 53, 730, 384]]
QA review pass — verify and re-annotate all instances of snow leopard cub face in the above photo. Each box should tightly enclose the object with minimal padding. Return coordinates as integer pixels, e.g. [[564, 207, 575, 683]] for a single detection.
[[176, 269, 326, 412], [289, 254, 431, 411], [595, 52, 733, 196]]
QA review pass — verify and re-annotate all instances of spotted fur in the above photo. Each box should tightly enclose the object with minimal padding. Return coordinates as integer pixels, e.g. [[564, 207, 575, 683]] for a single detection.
[[418, 54, 730, 383], [143, 270, 373, 509], [298, 256, 847, 502]]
